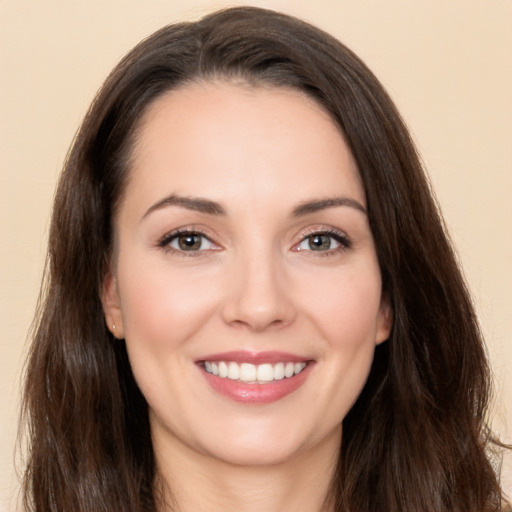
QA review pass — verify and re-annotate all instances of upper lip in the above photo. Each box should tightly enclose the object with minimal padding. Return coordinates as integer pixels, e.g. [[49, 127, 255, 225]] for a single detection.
[[197, 351, 311, 365]]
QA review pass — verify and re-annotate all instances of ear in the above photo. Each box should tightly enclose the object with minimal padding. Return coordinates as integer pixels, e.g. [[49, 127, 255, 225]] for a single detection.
[[101, 270, 124, 339], [375, 295, 393, 345]]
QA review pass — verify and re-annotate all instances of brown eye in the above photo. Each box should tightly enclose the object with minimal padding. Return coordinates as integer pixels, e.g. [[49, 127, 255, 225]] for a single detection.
[[294, 230, 349, 254], [298, 234, 340, 252], [307, 234, 333, 251], [178, 234, 202, 250], [167, 232, 214, 251]]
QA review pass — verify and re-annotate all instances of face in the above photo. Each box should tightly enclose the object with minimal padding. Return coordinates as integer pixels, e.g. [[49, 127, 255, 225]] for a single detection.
[[103, 81, 391, 468]]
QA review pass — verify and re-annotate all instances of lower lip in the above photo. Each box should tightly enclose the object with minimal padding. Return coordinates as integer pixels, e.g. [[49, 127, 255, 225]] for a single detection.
[[200, 363, 314, 404]]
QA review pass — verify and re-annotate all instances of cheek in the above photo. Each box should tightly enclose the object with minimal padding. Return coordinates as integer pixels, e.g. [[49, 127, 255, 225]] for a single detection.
[[117, 256, 220, 351], [115, 256, 224, 416], [299, 265, 384, 346], [306, 268, 383, 414]]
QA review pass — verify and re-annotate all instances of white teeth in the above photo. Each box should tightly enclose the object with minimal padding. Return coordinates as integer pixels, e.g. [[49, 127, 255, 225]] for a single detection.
[[227, 362, 240, 380], [240, 363, 256, 381], [218, 361, 228, 378], [256, 363, 274, 382], [294, 362, 306, 374], [273, 362, 285, 380], [203, 360, 308, 383]]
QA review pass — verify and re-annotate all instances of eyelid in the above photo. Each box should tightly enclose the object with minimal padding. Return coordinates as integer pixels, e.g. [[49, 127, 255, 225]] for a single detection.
[[291, 226, 351, 253], [157, 226, 221, 255], [156, 224, 351, 256]]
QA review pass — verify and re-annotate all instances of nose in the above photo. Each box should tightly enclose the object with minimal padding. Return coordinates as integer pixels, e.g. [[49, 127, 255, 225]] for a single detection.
[[221, 251, 296, 332]]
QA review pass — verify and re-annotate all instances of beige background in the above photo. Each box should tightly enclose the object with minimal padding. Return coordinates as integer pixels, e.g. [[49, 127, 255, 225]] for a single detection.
[[1, 0, 511, 509]]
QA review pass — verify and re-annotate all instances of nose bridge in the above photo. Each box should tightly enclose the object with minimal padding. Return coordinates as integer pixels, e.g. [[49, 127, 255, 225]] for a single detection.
[[222, 239, 295, 331]]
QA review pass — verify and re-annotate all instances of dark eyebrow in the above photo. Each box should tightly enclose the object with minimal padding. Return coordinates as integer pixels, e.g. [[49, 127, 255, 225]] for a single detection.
[[142, 194, 226, 220], [292, 197, 367, 217]]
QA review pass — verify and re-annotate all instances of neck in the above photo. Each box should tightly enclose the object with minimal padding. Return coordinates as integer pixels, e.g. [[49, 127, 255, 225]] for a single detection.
[[153, 428, 340, 512]]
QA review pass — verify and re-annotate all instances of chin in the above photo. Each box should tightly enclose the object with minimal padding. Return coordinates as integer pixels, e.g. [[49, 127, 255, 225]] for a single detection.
[[205, 439, 305, 467], [196, 418, 340, 468]]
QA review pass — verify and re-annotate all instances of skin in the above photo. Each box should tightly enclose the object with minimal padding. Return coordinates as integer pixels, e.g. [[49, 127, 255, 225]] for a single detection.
[[102, 81, 392, 512]]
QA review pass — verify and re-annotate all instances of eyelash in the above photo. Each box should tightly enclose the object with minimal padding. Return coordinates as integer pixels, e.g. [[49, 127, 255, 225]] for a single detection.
[[157, 227, 351, 256], [293, 228, 351, 256], [158, 228, 217, 256]]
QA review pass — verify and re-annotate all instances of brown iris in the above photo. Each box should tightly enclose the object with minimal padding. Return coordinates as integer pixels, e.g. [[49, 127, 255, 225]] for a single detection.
[[308, 234, 332, 251]]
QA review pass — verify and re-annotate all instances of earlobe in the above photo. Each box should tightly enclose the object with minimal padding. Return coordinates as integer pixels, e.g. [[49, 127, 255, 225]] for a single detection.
[[376, 297, 393, 345], [101, 271, 124, 339]]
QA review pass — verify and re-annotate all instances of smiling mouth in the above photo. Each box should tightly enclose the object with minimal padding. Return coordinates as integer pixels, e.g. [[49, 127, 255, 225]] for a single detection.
[[201, 361, 308, 384]]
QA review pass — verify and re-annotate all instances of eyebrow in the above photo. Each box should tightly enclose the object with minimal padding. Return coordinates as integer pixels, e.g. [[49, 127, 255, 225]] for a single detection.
[[142, 194, 226, 220], [141, 194, 366, 221], [292, 197, 367, 217]]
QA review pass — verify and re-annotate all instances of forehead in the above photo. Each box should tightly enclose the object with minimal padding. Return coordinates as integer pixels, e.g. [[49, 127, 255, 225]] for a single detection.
[[123, 81, 364, 216]]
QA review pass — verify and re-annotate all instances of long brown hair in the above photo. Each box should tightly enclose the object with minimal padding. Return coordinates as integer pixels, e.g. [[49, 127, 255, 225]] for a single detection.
[[22, 6, 508, 511]]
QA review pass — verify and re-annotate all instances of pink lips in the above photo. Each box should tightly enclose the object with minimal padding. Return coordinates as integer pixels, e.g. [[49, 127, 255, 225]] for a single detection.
[[197, 351, 314, 404], [199, 350, 309, 364]]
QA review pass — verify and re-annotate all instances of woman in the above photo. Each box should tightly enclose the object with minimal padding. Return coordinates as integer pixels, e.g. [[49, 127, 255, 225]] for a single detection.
[[22, 6, 509, 512]]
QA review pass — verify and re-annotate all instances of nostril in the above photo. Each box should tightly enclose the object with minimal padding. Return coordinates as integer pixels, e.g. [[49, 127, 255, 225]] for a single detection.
[[227, 312, 291, 332], [220, 263, 297, 330]]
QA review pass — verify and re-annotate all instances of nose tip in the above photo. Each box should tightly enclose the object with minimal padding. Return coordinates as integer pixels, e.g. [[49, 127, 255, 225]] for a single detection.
[[221, 260, 296, 332], [227, 303, 287, 332]]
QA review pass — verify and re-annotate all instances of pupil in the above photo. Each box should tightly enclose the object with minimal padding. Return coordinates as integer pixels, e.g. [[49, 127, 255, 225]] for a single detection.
[[309, 234, 330, 251], [179, 234, 201, 250]]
